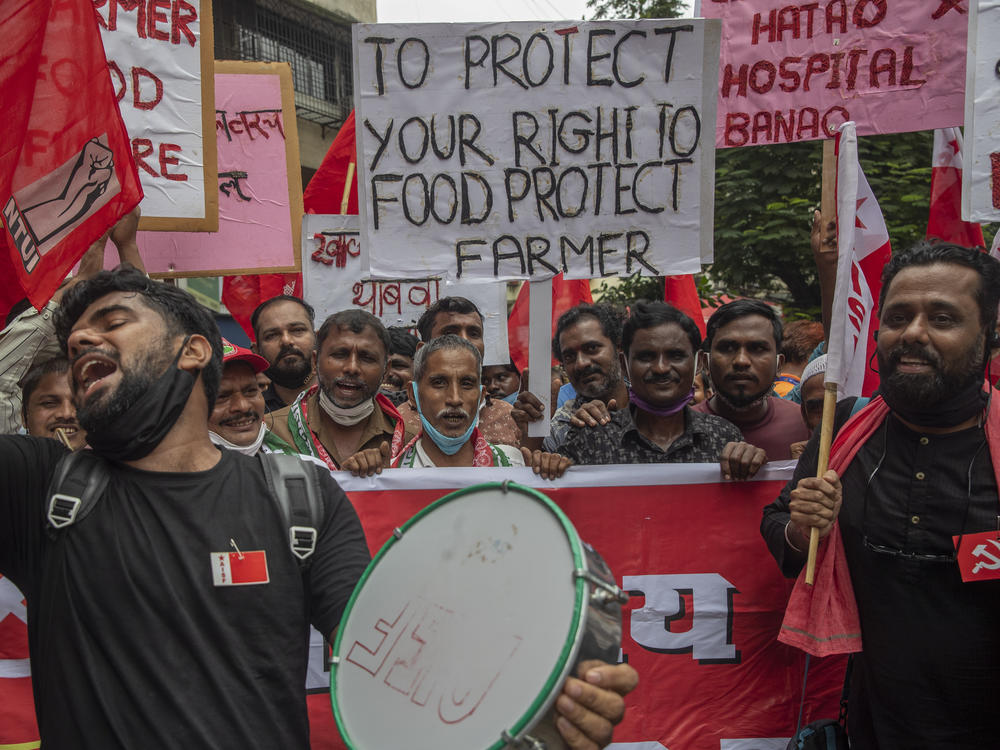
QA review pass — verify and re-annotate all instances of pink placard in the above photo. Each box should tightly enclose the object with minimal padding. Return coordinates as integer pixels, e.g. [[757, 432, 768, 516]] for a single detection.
[[130, 63, 303, 275], [700, 0, 969, 147]]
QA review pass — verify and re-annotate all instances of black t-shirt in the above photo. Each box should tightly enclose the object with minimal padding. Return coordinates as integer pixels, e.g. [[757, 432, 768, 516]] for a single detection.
[[762, 403, 1000, 749], [0, 437, 371, 750]]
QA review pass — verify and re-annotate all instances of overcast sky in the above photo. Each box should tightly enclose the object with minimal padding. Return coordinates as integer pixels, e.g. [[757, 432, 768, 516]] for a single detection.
[[375, 0, 693, 23]]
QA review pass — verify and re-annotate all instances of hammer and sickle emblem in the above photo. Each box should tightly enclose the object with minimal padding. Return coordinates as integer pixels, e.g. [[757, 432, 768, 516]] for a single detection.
[[971, 538, 1000, 574]]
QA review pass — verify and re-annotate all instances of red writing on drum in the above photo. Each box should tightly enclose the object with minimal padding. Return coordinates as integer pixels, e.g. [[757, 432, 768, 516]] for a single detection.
[[345, 598, 522, 724]]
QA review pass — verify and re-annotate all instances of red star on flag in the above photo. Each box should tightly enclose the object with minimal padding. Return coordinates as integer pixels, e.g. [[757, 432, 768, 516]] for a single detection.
[[855, 197, 867, 229]]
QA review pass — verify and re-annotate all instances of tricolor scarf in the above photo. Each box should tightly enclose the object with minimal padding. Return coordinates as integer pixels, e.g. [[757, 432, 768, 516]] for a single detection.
[[286, 385, 406, 470], [392, 427, 499, 468], [778, 391, 1000, 657]]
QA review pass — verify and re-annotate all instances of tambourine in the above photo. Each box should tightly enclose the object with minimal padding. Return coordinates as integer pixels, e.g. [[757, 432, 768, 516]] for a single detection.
[[331, 481, 627, 749]]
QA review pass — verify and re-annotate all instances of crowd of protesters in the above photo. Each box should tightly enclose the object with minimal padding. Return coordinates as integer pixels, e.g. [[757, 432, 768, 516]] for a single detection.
[[2, 202, 999, 749]]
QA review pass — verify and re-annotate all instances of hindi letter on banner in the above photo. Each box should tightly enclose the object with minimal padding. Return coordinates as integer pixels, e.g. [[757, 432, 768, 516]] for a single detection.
[[96, 0, 217, 230], [962, 0, 1000, 223], [353, 20, 721, 279], [698, 0, 968, 148], [133, 61, 303, 276], [302, 214, 510, 364]]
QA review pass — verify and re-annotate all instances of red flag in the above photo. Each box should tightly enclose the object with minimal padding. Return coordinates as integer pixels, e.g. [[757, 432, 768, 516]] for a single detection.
[[664, 274, 706, 337], [222, 273, 303, 342], [827, 123, 890, 399], [303, 112, 357, 215], [927, 128, 985, 248], [0, 0, 142, 314], [507, 274, 593, 372]]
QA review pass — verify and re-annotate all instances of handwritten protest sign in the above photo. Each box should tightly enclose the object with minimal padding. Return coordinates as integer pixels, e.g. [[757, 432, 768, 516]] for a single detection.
[[963, 0, 1000, 223], [302, 214, 510, 364], [353, 20, 721, 280], [132, 62, 303, 276], [95, 0, 217, 230], [696, 0, 969, 147]]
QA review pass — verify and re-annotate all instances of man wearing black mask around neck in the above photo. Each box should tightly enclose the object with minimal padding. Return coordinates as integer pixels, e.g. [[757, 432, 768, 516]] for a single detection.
[[0, 267, 372, 749], [762, 242, 1000, 749]]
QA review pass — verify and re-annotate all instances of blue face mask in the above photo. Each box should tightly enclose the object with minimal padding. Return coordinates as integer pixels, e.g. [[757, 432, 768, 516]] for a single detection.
[[411, 384, 481, 455], [500, 391, 519, 405]]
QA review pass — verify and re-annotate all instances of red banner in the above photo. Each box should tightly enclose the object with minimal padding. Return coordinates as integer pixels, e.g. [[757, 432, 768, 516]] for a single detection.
[[0, 0, 142, 313], [305, 464, 845, 750]]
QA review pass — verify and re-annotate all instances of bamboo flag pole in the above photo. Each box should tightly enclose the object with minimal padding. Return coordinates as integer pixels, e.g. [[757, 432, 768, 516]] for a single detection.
[[806, 139, 839, 585], [339, 161, 356, 214]]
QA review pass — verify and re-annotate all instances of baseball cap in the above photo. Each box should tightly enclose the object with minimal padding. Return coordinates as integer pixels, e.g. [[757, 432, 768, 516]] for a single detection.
[[221, 338, 270, 374]]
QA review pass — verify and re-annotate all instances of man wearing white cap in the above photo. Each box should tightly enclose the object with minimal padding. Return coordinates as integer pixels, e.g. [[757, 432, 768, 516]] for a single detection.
[[208, 338, 295, 455], [789, 354, 827, 459]]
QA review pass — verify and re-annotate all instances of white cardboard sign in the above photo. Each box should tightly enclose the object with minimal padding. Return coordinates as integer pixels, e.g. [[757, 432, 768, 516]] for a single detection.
[[302, 214, 510, 365], [353, 20, 721, 281], [963, 0, 1000, 223]]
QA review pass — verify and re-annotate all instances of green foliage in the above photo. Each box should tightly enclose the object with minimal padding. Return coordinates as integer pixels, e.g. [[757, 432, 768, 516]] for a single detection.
[[586, 0, 685, 20]]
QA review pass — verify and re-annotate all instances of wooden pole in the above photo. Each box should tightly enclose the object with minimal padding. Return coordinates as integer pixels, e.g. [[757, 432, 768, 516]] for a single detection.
[[339, 162, 355, 214], [806, 138, 839, 585]]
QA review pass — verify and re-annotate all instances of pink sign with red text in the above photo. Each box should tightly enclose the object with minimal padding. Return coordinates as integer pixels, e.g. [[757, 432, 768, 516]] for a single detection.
[[697, 0, 969, 147]]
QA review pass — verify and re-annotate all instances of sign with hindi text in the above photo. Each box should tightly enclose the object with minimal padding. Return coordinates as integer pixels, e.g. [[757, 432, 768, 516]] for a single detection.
[[302, 214, 510, 365], [962, 0, 1000, 223], [132, 61, 303, 276], [353, 20, 721, 280], [95, 0, 217, 230], [697, 0, 969, 147]]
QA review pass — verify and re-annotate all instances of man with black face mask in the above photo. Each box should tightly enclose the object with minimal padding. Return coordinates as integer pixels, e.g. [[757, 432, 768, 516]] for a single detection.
[[0, 267, 371, 749], [762, 243, 1000, 749], [250, 295, 317, 412]]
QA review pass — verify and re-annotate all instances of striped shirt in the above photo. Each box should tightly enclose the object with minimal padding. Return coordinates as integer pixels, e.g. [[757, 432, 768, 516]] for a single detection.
[[0, 301, 61, 434]]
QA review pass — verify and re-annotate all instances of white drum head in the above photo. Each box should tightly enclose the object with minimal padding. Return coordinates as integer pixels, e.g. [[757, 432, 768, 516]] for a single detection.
[[331, 482, 587, 749]]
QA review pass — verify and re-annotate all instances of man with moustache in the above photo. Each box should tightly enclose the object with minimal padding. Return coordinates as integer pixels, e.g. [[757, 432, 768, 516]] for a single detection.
[[558, 302, 764, 478], [267, 309, 414, 470], [345, 335, 570, 479], [0, 267, 372, 749], [762, 243, 1000, 748], [398, 297, 521, 447], [513, 303, 630, 452], [251, 296, 317, 412], [694, 299, 809, 460], [19, 357, 87, 450], [207, 338, 294, 456]]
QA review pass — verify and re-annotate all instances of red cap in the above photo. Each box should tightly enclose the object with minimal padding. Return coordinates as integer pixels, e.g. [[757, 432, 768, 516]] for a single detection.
[[221, 338, 270, 374]]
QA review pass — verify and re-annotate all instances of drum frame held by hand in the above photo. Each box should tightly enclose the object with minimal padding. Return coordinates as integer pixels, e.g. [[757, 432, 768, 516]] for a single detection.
[[330, 480, 626, 750]]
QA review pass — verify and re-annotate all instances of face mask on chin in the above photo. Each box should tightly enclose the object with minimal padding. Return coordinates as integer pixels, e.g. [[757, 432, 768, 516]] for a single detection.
[[411, 384, 480, 456], [80, 335, 198, 461], [209, 422, 267, 456]]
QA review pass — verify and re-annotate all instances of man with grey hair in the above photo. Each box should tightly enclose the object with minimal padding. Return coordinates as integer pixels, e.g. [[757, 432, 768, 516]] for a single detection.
[[344, 335, 570, 477], [268, 309, 414, 470]]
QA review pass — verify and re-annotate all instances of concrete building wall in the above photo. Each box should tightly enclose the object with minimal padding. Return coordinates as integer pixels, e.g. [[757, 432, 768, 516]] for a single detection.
[[306, 0, 376, 23]]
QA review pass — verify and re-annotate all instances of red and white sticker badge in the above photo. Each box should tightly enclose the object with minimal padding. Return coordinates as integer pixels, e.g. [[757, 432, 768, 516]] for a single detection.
[[955, 532, 1000, 583], [211, 549, 269, 586]]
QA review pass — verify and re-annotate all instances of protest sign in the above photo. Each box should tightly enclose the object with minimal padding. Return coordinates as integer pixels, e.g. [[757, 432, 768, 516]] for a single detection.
[[95, 0, 217, 230], [301, 214, 510, 364], [132, 62, 303, 276], [962, 0, 1000, 223], [298, 463, 843, 750], [353, 20, 721, 281], [697, 0, 968, 147]]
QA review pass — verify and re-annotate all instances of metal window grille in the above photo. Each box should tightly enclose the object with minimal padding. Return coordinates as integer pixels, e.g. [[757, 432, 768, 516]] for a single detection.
[[214, 0, 352, 131]]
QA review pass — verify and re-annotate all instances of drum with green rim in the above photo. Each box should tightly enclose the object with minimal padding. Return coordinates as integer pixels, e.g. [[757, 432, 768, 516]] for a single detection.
[[330, 481, 625, 749]]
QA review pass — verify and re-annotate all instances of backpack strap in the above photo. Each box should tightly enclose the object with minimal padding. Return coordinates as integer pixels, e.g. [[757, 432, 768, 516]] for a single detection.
[[45, 451, 111, 535], [258, 453, 322, 567]]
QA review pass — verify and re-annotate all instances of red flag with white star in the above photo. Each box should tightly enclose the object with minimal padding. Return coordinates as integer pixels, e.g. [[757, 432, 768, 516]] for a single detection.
[[927, 128, 985, 248], [827, 122, 890, 399]]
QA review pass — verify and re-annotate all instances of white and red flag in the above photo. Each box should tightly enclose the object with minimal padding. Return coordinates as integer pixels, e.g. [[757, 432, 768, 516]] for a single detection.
[[0, 0, 142, 317], [827, 122, 891, 399], [507, 275, 593, 373], [927, 128, 986, 248]]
